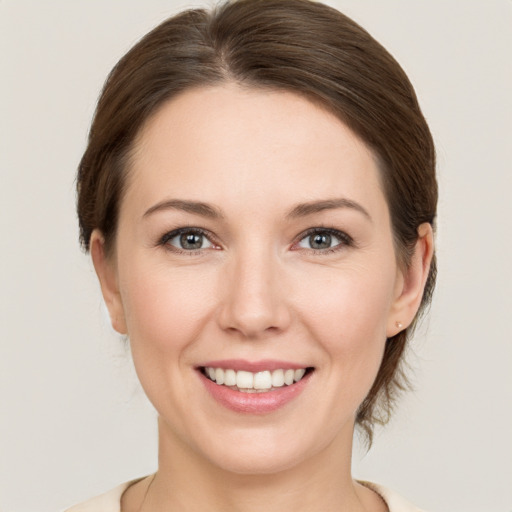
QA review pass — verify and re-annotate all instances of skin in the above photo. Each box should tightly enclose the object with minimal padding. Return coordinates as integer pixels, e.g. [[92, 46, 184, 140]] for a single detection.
[[91, 84, 433, 512]]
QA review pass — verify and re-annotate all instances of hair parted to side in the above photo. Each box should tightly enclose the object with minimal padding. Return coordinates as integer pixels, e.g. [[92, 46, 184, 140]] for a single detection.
[[77, 0, 437, 443]]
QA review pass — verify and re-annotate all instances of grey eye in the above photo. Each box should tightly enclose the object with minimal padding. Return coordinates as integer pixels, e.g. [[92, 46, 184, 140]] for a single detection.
[[166, 231, 214, 250], [308, 233, 333, 249], [297, 230, 348, 250]]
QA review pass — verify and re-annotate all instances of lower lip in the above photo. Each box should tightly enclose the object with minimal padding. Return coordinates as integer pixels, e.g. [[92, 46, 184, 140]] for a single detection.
[[199, 370, 312, 414]]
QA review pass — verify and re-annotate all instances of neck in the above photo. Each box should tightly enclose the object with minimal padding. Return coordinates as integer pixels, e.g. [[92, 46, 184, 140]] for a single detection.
[[139, 417, 383, 512]]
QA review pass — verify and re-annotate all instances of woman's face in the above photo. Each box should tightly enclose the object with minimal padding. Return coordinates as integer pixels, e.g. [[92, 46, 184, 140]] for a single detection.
[[94, 85, 416, 474]]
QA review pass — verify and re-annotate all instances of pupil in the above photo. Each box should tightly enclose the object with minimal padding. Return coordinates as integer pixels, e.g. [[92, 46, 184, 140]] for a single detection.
[[180, 233, 202, 249], [310, 233, 331, 249]]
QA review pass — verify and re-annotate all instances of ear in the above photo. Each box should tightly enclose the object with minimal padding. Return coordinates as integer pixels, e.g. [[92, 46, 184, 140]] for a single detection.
[[387, 223, 434, 337], [90, 230, 127, 335]]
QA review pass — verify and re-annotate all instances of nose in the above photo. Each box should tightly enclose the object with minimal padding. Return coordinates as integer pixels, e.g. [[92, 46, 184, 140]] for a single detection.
[[217, 249, 291, 338]]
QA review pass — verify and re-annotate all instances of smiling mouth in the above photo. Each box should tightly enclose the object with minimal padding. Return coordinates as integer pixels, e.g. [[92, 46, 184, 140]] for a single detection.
[[201, 367, 314, 393]]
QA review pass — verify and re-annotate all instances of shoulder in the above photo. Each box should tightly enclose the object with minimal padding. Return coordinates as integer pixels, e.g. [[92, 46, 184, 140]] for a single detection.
[[63, 479, 140, 512], [359, 481, 427, 512]]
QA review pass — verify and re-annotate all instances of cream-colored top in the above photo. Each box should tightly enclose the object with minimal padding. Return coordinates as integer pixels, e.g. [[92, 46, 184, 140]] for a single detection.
[[64, 478, 425, 512]]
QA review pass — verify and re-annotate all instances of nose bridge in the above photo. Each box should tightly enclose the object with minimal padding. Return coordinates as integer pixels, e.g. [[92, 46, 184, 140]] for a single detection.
[[218, 242, 290, 337]]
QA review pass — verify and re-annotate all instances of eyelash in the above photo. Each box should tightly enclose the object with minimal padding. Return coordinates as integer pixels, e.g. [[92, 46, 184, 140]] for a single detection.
[[158, 227, 354, 254]]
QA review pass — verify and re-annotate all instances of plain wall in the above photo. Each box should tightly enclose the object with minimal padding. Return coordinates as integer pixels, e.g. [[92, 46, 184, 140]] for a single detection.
[[1, 1, 511, 511]]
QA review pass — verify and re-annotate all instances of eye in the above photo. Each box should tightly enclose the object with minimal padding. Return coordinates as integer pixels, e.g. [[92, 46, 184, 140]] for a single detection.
[[161, 228, 216, 251], [295, 228, 352, 251]]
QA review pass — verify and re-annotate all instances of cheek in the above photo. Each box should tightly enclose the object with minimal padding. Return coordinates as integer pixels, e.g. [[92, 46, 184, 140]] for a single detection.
[[299, 264, 395, 382], [301, 262, 395, 336], [119, 261, 217, 357]]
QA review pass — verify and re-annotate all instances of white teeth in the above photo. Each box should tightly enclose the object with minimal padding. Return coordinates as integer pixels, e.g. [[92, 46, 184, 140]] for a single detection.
[[284, 369, 295, 385], [271, 369, 285, 387], [204, 366, 309, 390], [224, 369, 237, 386], [294, 368, 306, 382], [253, 371, 272, 390], [236, 370, 254, 389], [215, 367, 225, 385]]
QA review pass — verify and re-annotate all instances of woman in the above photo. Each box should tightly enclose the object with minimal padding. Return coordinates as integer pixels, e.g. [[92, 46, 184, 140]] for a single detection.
[[67, 0, 436, 510]]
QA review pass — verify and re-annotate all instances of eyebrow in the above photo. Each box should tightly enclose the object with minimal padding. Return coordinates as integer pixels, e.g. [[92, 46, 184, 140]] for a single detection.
[[143, 199, 223, 219], [286, 198, 372, 221], [143, 197, 371, 222]]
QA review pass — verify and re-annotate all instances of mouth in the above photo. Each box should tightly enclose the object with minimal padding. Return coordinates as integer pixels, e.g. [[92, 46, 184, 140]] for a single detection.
[[200, 366, 314, 393], [197, 359, 315, 413]]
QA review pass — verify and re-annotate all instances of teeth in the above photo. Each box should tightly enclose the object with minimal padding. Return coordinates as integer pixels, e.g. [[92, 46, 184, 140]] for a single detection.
[[294, 368, 306, 381], [253, 371, 272, 389], [284, 369, 295, 385], [271, 369, 285, 387], [224, 368, 237, 386], [236, 370, 253, 389], [215, 367, 225, 385], [204, 366, 309, 391]]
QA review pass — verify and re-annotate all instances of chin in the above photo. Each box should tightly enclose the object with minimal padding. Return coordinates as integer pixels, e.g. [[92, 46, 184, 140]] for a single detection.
[[207, 443, 309, 476], [194, 421, 340, 477]]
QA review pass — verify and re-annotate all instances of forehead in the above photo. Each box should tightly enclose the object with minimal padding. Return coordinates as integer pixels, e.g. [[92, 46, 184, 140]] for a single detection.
[[124, 84, 386, 218]]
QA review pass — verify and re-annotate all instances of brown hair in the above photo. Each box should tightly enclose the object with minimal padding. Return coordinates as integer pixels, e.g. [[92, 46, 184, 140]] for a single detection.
[[77, 0, 437, 442]]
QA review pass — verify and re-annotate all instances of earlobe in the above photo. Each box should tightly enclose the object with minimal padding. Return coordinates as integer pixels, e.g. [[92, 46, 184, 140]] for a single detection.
[[387, 223, 434, 337], [90, 230, 127, 335]]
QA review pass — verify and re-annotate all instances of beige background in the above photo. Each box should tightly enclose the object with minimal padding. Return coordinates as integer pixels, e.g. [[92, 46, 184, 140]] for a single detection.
[[1, 1, 511, 510]]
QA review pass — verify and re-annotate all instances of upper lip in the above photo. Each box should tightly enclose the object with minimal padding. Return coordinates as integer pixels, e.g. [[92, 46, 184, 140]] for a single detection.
[[199, 359, 311, 373]]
